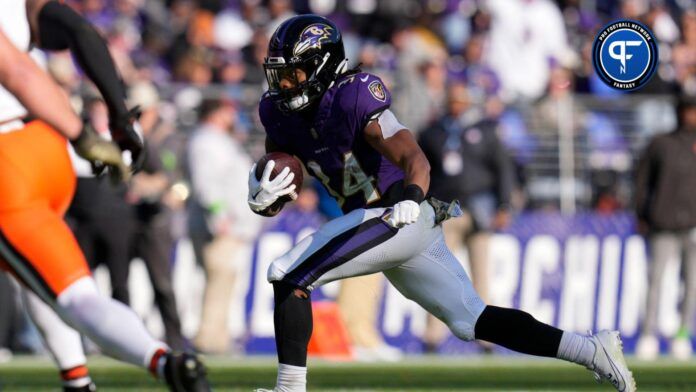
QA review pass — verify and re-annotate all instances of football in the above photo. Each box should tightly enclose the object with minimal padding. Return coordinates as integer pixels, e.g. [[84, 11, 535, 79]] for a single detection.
[[255, 152, 303, 205]]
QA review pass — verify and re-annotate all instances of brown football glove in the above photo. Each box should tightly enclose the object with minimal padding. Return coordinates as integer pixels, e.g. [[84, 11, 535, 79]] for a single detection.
[[71, 123, 131, 184]]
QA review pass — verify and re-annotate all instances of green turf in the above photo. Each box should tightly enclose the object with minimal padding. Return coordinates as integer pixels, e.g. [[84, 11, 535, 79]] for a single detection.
[[1, 356, 695, 391]]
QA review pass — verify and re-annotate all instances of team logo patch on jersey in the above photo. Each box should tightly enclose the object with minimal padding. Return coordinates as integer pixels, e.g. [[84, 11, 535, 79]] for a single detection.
[[368, 80, 386, 102], [294, 24, 334, 56], [592, 20, 658, 91]]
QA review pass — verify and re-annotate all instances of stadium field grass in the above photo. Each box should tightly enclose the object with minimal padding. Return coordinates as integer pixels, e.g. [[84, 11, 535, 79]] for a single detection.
[[1, 356, 695, 391]]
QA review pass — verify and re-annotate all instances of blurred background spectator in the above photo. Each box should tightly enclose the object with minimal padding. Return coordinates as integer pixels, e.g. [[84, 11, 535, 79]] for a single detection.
[[187, 97, 261, 354], [418, 82, 515, 352], [67, 98, 135, 305], [485, 0, 577, 103], [127, 82, 188, 350], [634, 97, 696, 361], [338, 274, 403, 361]]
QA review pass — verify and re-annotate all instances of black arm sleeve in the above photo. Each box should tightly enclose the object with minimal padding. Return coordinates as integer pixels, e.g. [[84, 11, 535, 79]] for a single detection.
[[38, 1, 128, 119]]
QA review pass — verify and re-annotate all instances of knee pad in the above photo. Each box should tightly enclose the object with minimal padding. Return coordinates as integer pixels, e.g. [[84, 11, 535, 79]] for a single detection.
[[56, 277, 100, 314], [447, 319, 477, 341], [443, 299, 486, 342], [267, 258, 287, 283], [57, 276, 98, 302]]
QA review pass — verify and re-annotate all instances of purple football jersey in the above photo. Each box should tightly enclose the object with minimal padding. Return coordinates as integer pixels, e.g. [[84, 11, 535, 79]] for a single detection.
[[259, 72, 405, 213]]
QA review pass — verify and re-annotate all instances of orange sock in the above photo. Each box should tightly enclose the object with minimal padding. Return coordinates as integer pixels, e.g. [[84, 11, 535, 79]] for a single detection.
[[148, 347, 169, 378], [60, 365, 91, 388]]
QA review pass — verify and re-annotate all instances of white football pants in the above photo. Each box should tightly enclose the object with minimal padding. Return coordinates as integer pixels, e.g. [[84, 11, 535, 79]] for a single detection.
[[268, 201, 486, 341]]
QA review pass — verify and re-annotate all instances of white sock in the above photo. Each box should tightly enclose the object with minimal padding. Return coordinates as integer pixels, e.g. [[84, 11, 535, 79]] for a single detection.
[[275, 363, 307, 392], [23, 288, 88, 370], [557, 331, 596, 368], [55, 277, 169, 369]]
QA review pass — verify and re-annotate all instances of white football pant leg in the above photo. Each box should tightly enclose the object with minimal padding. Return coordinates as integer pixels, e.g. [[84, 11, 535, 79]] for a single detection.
[[383, 231, 486, 341], [23, 287, 87, 370], [268, 201, 438, 289], [53, 276, 167, 368]]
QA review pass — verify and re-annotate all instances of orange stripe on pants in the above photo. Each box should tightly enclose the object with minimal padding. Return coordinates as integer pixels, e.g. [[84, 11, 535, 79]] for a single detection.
[[0, 121, 91, 298]]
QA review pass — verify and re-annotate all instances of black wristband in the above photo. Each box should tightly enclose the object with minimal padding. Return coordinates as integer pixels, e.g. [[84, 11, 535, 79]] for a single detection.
[[403, 184, 425, 204]]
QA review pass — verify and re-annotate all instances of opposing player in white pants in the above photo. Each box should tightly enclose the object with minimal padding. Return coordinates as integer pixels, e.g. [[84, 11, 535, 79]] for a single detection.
[[251, 14, 636, 392], [0, 4, 209, 389], [23, 287, 94, 390]]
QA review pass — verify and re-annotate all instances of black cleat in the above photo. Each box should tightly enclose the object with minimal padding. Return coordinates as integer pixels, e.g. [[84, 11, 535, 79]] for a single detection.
[[163, 352, 211, 392], [63, 382, 96, 392]]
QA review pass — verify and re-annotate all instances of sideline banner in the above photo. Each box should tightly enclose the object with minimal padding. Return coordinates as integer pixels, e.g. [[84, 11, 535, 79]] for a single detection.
[[122, 210, 686, 353]]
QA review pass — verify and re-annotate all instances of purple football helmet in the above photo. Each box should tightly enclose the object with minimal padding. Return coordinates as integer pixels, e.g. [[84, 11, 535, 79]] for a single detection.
[[264, 15, 347, 112]]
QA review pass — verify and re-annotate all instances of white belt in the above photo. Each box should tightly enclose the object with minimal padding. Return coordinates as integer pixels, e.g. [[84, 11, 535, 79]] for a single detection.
[[0, 119, 24, 134]]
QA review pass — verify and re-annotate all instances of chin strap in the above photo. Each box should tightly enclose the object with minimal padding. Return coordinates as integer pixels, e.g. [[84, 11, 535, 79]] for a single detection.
[[335, 58, 349, 75], [312, 53, 332, 79], [326, 59, 350, 90]]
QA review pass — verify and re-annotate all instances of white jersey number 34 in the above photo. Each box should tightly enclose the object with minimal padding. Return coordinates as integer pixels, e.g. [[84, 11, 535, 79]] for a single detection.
[[307, 152, 381, 207]]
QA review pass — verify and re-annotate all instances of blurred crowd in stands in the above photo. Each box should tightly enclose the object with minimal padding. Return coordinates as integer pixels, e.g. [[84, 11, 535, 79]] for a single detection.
[[58, 0, 696, 99], [45, 0, 695, 210]]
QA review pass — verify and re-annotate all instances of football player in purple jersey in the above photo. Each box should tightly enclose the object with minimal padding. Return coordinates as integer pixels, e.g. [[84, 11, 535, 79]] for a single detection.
[[248, 15, 635, 392]]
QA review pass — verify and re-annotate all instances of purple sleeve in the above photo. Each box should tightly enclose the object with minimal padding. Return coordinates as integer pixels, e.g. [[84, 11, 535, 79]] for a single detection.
[[351, 73, 392, 131], [258, 95, 286, 148]]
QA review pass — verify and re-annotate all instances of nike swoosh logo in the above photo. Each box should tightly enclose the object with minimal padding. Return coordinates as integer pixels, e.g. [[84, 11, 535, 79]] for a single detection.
[[360, 75, 369, 82], [598, 341, 626, 391]]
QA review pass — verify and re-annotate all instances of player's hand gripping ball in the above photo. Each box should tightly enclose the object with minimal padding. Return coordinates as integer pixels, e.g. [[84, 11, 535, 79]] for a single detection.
[[247, 152, 303, 216]]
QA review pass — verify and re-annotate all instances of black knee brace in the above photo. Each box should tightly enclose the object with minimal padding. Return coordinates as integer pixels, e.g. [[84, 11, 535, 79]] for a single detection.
[[273, 281, 313, 366]]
